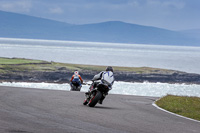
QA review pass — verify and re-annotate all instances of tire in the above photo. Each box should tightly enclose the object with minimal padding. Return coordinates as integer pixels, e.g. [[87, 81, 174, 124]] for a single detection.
[[88, 91, 102, 107], [70, 86, 75, 91], [83, 99, 88, 105], [71, 86, 79, 91], [77, 86, 81, 91]]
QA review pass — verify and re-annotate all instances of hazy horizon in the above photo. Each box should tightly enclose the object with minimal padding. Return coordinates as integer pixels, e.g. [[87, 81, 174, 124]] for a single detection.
[[0, 0, 200, 31]]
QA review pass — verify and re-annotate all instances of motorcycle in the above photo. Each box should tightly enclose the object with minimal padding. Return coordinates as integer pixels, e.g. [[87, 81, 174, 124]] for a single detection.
[[83, 81, 110, 107], [70, 81, 81, 91]]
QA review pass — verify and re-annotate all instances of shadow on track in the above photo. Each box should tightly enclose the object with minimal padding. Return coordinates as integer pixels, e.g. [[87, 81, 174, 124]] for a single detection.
[[83, 105, 121, 110]]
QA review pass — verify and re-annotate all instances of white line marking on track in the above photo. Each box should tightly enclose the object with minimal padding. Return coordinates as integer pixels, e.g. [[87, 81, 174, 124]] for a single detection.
[[152, 101, 200, 123]]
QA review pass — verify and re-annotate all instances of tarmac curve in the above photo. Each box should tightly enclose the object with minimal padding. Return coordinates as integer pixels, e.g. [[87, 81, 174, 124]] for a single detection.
[[0, 86, 199, 133]]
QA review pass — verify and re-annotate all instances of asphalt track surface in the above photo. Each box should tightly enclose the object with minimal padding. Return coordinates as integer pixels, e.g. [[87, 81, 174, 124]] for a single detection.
[[0, 86, 199, 133]]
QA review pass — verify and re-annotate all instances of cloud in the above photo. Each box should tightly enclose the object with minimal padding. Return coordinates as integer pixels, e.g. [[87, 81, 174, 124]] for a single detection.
[[162, 1, 185, 9], [49, 7, 63, 14], [144, 0, 185, 10], [0, 0, 32, 13]]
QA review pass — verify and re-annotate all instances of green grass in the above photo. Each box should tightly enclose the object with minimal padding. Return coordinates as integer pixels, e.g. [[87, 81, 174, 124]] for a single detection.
[[0, 57, 178, 74], [0, 57, 51, 73], [0, 57, 45, 64], [156, 95, 200, 121]]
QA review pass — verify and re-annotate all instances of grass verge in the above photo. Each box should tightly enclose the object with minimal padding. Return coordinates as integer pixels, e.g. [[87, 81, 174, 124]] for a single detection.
[[0, 57, 178, 74], [156, 95, 200, 121], [0, 57, 45, 64]]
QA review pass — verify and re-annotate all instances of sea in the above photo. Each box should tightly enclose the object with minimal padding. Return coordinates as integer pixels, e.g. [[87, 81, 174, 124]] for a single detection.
[[0, 37, 200, 97]]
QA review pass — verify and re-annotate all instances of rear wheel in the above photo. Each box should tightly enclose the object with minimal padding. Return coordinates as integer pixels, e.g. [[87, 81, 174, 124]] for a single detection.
[[77, 86, 81, 91], [70, 85, 75, 91], [88, 91, 102, 107]]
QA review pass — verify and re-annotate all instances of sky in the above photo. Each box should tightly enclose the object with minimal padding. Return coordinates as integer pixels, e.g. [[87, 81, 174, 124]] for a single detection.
[[0, 0, 200, 31]]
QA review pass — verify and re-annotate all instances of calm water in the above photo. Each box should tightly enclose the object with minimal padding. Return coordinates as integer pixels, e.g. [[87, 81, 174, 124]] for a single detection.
[[1, 37, 200, 74]]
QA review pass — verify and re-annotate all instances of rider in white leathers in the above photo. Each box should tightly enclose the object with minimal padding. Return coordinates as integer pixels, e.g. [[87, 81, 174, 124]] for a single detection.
[[87, 66, 114, 104]]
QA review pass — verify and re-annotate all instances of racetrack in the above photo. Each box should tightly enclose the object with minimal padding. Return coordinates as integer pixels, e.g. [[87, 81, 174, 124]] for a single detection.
[[0, 86, 199, 133]]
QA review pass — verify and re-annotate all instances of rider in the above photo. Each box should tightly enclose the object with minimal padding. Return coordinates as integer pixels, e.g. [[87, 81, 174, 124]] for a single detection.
[[87, 66, 114, 104], [70, 71, 83, 89]]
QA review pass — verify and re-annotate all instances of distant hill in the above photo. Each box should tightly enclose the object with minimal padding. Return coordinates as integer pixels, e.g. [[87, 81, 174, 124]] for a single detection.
[[0, 10, 72, 39], [0, 10, 200, 46], [179, 29, 200, 40]]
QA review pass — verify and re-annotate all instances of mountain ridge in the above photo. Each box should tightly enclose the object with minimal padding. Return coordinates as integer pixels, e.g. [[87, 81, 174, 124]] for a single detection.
[[0, 10, 199, 46], [179, 29, 200, 40]]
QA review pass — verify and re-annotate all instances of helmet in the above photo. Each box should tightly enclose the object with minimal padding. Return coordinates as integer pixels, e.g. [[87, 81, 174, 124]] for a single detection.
[[106, 66, 113, 72], [74, 71, 79, 75]]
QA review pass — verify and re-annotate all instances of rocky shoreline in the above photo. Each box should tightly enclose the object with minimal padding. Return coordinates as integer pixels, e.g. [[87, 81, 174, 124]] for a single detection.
[[1, 58, 200, 84], [1, 69, 200, 84]]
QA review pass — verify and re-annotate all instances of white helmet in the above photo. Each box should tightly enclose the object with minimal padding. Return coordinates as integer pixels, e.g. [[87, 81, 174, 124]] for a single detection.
[[74, 71, 79, 76]]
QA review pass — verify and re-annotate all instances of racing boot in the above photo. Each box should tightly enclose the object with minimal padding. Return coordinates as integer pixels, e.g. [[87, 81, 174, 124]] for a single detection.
[[98, 96, 105, 104]]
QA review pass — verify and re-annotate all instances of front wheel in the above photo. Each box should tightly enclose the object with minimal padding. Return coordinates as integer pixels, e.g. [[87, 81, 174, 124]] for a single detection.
[[83, 99, 89, 105], [88, 91, 102, 107]]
